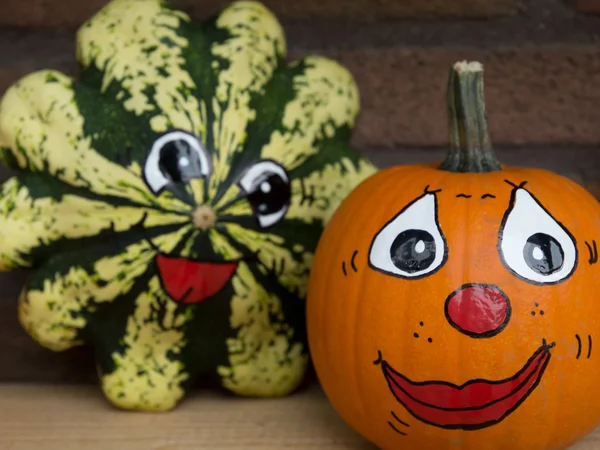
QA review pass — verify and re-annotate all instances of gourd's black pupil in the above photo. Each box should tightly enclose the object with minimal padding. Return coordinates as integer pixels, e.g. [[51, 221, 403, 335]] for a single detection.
[[247, 173, 290, 217], [523, 232, 564, 275], [158, 139, 203, 183], [390, 229, 436, 273]]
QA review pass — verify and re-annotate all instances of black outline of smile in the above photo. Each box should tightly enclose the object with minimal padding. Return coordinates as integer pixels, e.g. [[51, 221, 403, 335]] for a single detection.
[[374, 340, 555, 431]]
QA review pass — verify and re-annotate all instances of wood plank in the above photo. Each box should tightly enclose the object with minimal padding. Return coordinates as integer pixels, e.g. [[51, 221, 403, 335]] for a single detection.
[[0, 384, 373, 450], [0, 383, 598, 449]]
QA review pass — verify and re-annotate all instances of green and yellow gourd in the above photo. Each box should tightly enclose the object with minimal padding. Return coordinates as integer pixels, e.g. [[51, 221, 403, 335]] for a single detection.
[[0, 0, 376, 411]]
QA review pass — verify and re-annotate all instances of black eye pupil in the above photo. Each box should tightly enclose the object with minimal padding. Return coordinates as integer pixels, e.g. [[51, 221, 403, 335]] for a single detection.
[[390, 229, 436, 273], [247, 173, 290, 217], [523, 232, 564, 275], [158, 139, 203, 183]]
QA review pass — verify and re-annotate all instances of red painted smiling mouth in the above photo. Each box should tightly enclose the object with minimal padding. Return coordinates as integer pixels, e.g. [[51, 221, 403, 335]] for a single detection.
[[376, 341, 554, 430], [156, 254, 238, 304]]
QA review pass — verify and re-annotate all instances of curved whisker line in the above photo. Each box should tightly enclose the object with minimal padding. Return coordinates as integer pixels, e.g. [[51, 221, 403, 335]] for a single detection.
[[588, 335, 593, 359], [576, 334, 582, 359], [350, 250, 359, 272], [387, 421, 407, 436], [373, 350, 383, 365], [585, 241, 593, 263], [586, 240, 599, 264], [391, 411, 409, 427], [341, 261, 347, 276]]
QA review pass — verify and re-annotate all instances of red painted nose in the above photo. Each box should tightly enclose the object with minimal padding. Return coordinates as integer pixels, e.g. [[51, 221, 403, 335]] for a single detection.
[[444, 284, 511, 338]]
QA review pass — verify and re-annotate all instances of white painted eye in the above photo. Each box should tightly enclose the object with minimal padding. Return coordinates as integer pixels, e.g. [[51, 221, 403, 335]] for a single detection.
[[143, 130, 211, 195], [499, 188, 577, 285], [238, 160, 291, 228], [368, 193, 447, 279]]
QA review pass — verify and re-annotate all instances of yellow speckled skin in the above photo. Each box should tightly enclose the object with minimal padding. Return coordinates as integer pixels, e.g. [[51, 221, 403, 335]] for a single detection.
[[0, 0, 376, 411]]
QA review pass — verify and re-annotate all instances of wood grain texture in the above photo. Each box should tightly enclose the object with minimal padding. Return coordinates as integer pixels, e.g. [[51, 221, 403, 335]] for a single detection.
[[0, 383, 598, 449]]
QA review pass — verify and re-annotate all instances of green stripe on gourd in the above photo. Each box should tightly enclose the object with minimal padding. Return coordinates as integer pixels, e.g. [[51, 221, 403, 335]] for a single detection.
[[0, 0, 377, 412]]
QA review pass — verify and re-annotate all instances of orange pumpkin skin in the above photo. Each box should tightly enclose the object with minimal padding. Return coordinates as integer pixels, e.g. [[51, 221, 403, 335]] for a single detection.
[[306, 162, 600, 450]]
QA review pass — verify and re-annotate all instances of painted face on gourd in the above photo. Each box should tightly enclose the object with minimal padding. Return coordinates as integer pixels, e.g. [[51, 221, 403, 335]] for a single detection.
[[306, 62, 600, 450], [0, 0, 376, 411]]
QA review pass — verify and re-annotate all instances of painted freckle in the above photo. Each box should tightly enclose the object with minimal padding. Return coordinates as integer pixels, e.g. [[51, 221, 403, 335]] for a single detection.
[[532, 303, 544, 317], [427, 338, 433, 343], [414, 333, 419, 338]]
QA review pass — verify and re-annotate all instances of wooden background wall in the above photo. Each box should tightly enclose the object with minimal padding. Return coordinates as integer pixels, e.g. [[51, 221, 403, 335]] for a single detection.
[[0, 0, 599, 382]]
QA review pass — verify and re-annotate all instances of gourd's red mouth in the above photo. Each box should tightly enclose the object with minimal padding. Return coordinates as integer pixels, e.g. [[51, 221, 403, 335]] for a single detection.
[[155, 254, 238, 304], [377, 341, 554, 430]]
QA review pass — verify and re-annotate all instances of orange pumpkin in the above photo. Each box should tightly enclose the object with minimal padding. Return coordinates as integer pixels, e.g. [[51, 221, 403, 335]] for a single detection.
[[306, 61, 600, 450]]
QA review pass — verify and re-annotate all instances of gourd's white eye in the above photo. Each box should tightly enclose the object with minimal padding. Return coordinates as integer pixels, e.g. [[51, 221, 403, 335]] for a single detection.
[[143, 130, 211, 195], [499, 188, 577, 285], [369, 193, 447, 279], [238, 160, 290, 228]]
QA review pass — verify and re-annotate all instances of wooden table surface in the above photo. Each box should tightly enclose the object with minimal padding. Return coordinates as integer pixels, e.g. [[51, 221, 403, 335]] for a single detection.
[[0, 384, 599, 450]]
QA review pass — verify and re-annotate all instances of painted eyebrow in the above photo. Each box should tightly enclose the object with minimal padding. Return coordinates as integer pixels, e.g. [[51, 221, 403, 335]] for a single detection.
[[504, 179, 528, 189], [424, 185, 442, 194], [455, 193, 497, 199]]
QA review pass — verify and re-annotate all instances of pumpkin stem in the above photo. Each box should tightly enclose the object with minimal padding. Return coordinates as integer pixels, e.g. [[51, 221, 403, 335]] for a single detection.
[[439, 60, 502, 173]]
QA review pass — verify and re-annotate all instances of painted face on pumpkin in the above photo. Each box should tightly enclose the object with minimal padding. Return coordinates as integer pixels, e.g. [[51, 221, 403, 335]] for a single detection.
[[307, 164, 600, 450], [369, 179, 582, 431]]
